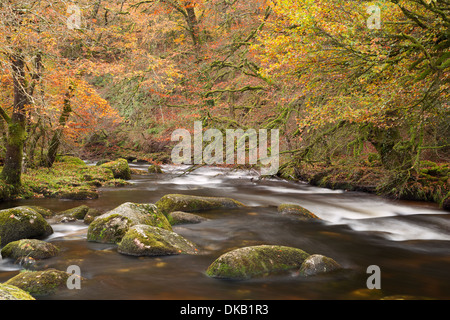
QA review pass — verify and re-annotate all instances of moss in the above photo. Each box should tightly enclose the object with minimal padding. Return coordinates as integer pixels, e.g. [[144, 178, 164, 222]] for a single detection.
[[118, 225, 198, 257], [0, 283, 35, 300], [10, 161, 115, 201], [148, 164, 163, 174], [56, 156, 87, 166], [83, 208, 103, 225], [0, 206, 53, 246], [87, 214, 132, 244], [58, 205, 90, 220], [27, 206, 56, 219], [1, 239, 59, 260], [100, 158, 131, 180], [5, 269, 75, 297], [277, 203, 321, 221], [87, 203, 171, 244], [206, 245, 310, 280], [156, 194, 245, 215]]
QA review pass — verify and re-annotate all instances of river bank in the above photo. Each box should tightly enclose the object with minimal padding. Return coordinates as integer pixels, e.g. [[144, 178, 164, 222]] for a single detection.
[[279, 161, 450, 212], [0, 157, 131, 202]]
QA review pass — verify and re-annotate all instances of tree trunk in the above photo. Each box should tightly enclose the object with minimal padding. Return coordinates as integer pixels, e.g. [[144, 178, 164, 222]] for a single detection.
[[43, 86, 73, 167], [1, 52, 29, 188], [185, 3, 199, 47]]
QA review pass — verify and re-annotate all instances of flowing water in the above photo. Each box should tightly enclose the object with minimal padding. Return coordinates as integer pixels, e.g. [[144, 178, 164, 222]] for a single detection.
[[0, 164, 449, 300]]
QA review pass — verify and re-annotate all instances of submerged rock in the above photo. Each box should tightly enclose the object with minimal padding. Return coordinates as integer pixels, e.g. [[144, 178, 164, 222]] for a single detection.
[[56, 189, 99, 200], [298, 254, 342, 276], [87, 202, 171, 244], [168, 211, 208, 225], [277, 203, 321, 221], [118, 225, 198, 257], [1, 239, 59, 261], [100, 158, 132, 180], [0, 283, 35, 300], [156, 194, 245, 215], [0, 206, 53, 246], [206, 245, 310, 280], [5, 268, 83, 297]]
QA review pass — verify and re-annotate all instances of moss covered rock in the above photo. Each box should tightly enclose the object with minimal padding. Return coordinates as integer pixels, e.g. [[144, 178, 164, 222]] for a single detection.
[[87, 202, 171, 244], [298, 254, 342, 276], [0, 206, 53, 246], [277, 203, 321, 221], [27, 206, 56, 219], [58, 205, 90, 221], [206, 245, 310, 280], [156, 194, 245, 215], [1, 239, 59, 261], [118, 225, 198, 257], [96, 159, 112, 166], [0, 283, 35, 300], [148, 164, 163, 174], [56, 189, 99, 200], [5, 268, 81, 297], [168, 211, 208, 225], [83, 208, 103, 225], [100, 158, 132, 180], [56, 156, 86, 166]]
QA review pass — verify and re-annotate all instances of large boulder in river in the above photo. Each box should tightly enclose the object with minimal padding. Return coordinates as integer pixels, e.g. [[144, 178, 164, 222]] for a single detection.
[[156, 194, 245, 215], [206, 245, 310, 280], [0, 206, 53, 246], [277, 203, 321, 221], [118, 225, 198, 257], [100, 158, 131, 180], [0, 283, 35, 300], [5, 268, 83, 297], [1, 239, 59, 261], [87, 202, 171, 244]]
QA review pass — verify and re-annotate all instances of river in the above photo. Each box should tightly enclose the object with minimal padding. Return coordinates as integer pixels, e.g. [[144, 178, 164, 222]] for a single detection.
[[0, 164, 449, 300]]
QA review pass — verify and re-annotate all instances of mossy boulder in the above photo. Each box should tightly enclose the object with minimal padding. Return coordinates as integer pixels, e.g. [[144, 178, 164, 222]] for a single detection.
[[55, 189, 99, 200], [277, 203, 321, 221], [5, 268, 82, 297], [1, 239, 59, 261], [156, 194, 245, 215], [27, 206, 56, 219], [168, 211, 208, 225], [118, 225, 198, 257], [87, 202, 172, 244], [57, 205, 90, 222], [0, 206, 53, 246], [298, 254, 342, 276], [0, 283, 35, 300], [148, 164, 163, 174], [96, 159, 112, 166], [206, 245, 310, 280], [56, 156, 86, 166], [100, 158, 132, 180], [83, 208, 103, 225]]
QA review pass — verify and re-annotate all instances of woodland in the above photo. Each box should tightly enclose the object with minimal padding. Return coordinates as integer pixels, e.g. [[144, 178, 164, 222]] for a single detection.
[[0, 0, 448, 208]]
